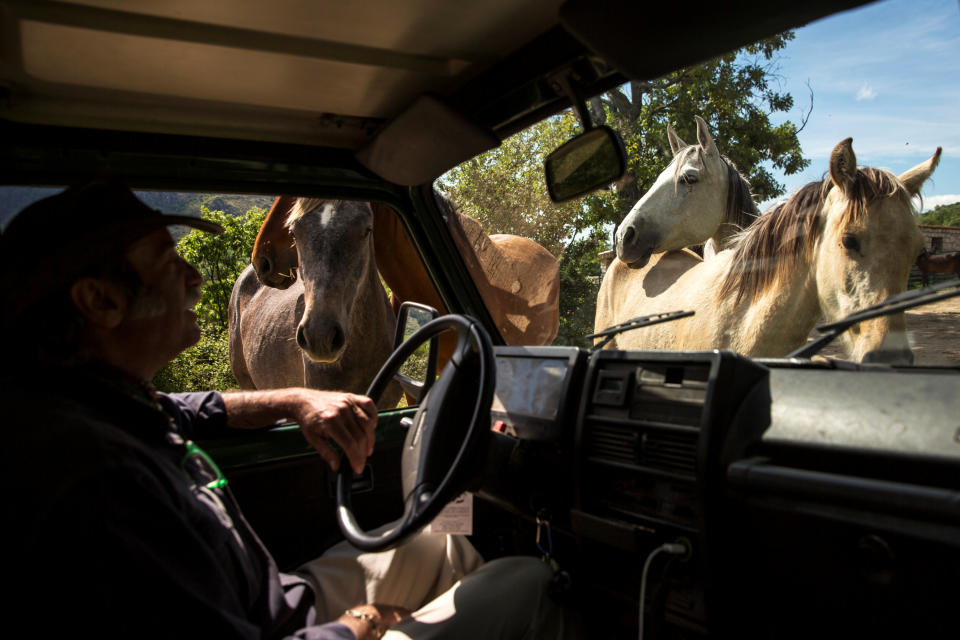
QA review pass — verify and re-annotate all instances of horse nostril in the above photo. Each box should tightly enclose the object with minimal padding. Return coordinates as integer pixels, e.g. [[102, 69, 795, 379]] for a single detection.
[[620, 226, 636, 248], [257, 256, 272, 275], [296, 325, 307, 350], [330, 326, 345, 352]]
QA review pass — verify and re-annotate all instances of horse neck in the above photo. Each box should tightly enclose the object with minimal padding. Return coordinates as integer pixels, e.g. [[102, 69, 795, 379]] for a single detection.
[[712, 158, 757, 251], [348, 244, 394, 336], [709, 224, 739, 252], [720, 224, 824, 356], [739, 264, 822, 356]]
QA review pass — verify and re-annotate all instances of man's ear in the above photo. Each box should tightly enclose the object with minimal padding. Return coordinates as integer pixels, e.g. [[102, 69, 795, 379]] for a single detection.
[[69, 277, 128, 328]]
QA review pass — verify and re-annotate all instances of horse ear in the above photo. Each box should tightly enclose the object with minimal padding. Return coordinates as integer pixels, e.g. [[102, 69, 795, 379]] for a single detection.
[[694, 115, 717, 156], [829, 137, 857, 194], [898, 147, 942, 196], [667, 124, 687, 156]]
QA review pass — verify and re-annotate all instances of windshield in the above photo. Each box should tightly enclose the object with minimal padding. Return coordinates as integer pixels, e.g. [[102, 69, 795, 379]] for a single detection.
[[437, 0, 960, 367]]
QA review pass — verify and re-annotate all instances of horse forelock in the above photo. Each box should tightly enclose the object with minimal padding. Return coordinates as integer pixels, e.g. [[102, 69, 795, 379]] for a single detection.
[[717, 168, 912, 306], [285, 198, 339, 230], [839, 167, 912, 226], [671, 145, 705, 191]]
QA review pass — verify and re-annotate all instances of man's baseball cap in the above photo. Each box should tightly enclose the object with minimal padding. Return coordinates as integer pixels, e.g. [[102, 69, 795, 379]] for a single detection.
[[2, 178, 224, 253], [1, 177, 224, 321]]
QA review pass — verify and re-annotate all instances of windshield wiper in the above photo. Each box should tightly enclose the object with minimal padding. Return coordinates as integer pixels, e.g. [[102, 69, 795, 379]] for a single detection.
[[788, 280, 960, 359], [587, 310, 695, 350]]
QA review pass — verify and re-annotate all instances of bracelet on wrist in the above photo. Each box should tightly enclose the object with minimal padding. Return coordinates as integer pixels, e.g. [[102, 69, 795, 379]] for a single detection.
[[344, 608, 385, 639]]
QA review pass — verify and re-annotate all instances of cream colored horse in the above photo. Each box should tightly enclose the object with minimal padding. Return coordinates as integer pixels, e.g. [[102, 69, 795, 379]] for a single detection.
[[596, 139, 941, 364], [615, 115, 758, 267]]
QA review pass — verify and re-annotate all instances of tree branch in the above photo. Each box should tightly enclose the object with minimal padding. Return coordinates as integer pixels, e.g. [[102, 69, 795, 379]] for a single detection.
[[606, 89, 635, 119], [796, 79, 814, 134], [588, 96, 607, 126]]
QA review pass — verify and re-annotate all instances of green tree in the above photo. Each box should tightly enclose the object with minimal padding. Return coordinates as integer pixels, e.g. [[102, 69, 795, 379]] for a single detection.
[[593, 33, 809, 213], [153, 324, 237, 392], [153, 205, 267, 392], [441, 114, 584, 256], [556, 230, 609, 347], [920, 202, 960, 227], [177, 206, 268, 330]]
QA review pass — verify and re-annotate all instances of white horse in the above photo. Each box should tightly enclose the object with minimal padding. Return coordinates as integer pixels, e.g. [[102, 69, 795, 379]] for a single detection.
[[615, 115, 758, 268], [229, 198, 401, 408], [596, 139, 941, 364]]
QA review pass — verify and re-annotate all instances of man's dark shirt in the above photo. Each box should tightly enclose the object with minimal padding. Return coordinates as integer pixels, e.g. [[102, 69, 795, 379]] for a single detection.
[[2, 366, 352, 639]]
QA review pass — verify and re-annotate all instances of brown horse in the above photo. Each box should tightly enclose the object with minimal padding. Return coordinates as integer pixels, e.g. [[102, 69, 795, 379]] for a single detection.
[[251, 193, 560, 369], [229, 199, 401, 408], [915, 248, 960, 287]]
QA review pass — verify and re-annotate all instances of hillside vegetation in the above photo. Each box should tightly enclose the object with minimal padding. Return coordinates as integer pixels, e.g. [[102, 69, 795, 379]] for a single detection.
[[919, 202, 960, 227], [1, 186, 272, 229]]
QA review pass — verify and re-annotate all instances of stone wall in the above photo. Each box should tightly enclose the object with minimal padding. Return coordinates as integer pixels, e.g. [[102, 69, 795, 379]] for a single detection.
[[919, 225, 960, 253]]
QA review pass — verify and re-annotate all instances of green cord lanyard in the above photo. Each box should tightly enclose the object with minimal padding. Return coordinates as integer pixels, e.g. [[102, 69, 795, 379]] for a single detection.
[[179, 439, 228, 490]]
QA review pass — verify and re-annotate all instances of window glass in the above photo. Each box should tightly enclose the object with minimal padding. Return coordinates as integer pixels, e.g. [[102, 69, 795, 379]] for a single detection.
[[438, 0, 960, 366]]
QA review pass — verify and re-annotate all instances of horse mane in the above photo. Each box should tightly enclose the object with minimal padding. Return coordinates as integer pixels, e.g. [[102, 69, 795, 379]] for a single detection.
[[723, 156, 759, 232], [717, 167, 909, 305], [672, 145, 758, 234], [285, 197, 333, 229]]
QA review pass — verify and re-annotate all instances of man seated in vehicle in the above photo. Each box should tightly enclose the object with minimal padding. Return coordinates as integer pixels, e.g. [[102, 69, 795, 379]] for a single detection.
[[0, 179, 566, 639]]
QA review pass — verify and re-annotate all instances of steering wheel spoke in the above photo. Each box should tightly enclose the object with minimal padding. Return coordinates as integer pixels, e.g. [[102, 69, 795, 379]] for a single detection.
[[337, 314, 495, 552]]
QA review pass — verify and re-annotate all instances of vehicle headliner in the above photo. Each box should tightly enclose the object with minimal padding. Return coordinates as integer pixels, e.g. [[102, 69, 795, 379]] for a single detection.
[[0, 0, 874, 185]]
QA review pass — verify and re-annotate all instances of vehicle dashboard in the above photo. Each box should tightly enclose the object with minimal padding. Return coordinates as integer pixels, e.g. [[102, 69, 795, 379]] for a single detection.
[[478, 345, 960, 637]]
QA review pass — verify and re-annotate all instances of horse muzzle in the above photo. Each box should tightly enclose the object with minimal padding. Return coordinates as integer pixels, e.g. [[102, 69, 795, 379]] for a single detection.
[[616, 224, 659, 269], [255, 254, 298, 290], [296, 321, 346, 363]]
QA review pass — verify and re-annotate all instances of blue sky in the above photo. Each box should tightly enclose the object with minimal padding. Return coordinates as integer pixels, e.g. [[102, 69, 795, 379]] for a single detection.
[[763, 0, 960, 211]]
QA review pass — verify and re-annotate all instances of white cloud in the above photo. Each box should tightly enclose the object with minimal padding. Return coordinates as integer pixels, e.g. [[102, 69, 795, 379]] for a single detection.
[[856, 82, 877, 101], [915, 193, 960, 212]]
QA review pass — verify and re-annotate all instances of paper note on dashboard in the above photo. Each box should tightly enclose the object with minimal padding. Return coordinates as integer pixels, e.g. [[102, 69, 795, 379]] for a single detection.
[[426, 492, 473, 535]]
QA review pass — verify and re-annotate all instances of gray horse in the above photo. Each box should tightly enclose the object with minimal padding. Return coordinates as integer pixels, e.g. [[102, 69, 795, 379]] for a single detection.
[[229, 198, 401, 409]]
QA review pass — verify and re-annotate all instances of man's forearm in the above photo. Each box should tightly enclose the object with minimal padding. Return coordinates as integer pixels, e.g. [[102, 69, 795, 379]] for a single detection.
[[220, 388, 378, 473], [220, 388, 306, 430]]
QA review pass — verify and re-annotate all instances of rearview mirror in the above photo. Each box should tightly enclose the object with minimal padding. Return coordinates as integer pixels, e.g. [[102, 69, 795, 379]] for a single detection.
[[393, 302, 439, 403], [544, 126, 626, 202]]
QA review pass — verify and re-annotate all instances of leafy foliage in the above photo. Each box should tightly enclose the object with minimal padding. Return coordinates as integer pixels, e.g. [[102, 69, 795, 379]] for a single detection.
[[177, 206, 268, 330], [556, 230, 610, 348], [920, 202, 960, 227], [153, 324, 238, 393], [442, 114, 585, 256], [152, 205, 266, 392], [589, 33, 808, 219]]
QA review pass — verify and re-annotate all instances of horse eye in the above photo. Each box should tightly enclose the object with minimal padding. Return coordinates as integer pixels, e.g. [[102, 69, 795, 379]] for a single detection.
[[363, 226, 372, 238], [841, 233, 861, 252], [682, 172, 698, 185]]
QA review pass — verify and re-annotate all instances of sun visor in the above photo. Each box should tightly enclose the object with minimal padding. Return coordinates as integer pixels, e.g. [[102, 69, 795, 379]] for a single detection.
[[355, 95, 499, 186]]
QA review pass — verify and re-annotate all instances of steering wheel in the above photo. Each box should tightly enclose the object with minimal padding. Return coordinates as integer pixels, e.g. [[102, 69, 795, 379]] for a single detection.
[[336, 314, 496, 552]]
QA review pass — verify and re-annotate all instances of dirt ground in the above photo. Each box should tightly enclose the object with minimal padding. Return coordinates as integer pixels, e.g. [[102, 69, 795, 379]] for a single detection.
[[816, 288, 960, 366], [903, 294, 960, 366]]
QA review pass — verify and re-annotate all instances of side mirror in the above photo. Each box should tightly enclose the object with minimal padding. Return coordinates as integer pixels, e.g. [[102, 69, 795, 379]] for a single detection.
[[393, 302, 439, 403], [543, 126, 627, 202]]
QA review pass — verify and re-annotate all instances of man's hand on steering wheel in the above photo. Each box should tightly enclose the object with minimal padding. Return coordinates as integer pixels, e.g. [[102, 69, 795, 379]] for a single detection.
[[336, 314, 495, 552]]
